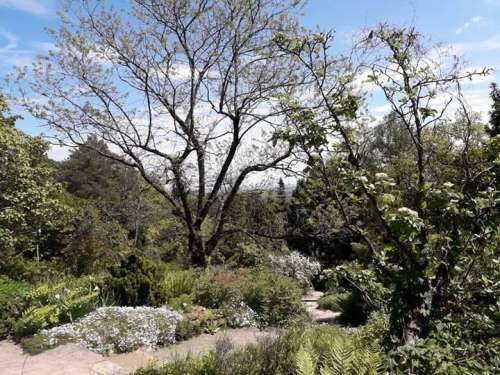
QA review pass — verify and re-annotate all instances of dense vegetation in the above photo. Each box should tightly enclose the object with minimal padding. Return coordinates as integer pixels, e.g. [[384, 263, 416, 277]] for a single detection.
[[1, 0, 499, 374]]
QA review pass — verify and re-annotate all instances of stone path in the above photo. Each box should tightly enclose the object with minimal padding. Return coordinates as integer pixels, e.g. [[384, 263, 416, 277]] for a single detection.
[[0, 291, 338, 374], [0, 328, 275, 375], [302, 290, 341, 323], [0, 341, 126, 375]]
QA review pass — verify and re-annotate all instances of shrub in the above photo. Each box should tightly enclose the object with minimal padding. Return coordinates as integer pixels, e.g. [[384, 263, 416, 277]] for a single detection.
[[318, 292, 367, 326], [12, 275, 100, 338], [386, 314, 500, 375], [0, 276, 30, 338], [106, 254, 165, 306], [227, 242, 263, 267], [175, 307, 226, 340], [219, 300, 258, 328], [194, 274, 236, 309], [237, 271, 306, 326], [163, 270, 197, 299], [28, 306, 182, 354], [267, 251, 321, 288], [136, 353, 216, 375], [19, 260, 66, 283]]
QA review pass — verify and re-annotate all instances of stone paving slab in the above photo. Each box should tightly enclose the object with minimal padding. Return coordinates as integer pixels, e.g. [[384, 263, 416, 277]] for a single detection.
[[0, 341, 127, 375]]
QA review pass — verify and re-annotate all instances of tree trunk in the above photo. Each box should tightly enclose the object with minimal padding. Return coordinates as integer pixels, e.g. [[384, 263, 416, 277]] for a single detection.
[[188, 231, 206, 267]]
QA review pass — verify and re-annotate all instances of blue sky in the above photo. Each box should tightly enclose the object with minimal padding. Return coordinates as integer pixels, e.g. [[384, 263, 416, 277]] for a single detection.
[[1, 0, 499, 159]]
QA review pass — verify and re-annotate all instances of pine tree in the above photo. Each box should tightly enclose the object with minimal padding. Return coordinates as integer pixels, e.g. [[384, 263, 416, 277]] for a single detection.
[[277, 177, 287, 212], [487, 83, 500, 137]]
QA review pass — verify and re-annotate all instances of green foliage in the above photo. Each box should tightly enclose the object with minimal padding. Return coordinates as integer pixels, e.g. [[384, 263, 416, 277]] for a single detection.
[[194, 275, 237, 309], [227, 242, 263, 267], [192, 268, 304, 327], [175, 308, 226, 340], [320, 262, 389, 325], [295, 326, 382, 375], [21, 333, 73, 355], [106, 254, 165, 306], [61, 198, 131, 275], [163, 270, 197, 300], [236, 271, 306, 326], [138, 325, 384, 375], [488, 83, 500, 137], [58, 136, 154, 247], [0, 276, 30, 338], [318, 292, 366, 325], [0, 96, 71, 275], [12, 276, 100, 337]]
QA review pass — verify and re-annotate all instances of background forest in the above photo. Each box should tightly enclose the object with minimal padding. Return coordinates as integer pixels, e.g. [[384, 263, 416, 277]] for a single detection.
[[0, 1, 499, 374]]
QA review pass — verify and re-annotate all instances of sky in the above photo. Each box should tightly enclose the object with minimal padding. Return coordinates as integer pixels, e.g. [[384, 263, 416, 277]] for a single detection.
[[1, 0, 499, 160]]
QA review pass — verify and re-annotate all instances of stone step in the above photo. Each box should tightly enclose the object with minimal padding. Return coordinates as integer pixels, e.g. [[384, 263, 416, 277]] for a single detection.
[[301, 290, 324, 302]]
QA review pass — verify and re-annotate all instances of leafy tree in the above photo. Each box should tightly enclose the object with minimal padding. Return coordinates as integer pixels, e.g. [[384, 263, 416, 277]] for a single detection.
[[0, 96, 70, 275], [279, 24, 498, 358]]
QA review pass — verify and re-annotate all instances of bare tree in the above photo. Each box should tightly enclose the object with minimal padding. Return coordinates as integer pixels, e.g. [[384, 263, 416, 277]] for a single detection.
[[16, 0, 308, 266]]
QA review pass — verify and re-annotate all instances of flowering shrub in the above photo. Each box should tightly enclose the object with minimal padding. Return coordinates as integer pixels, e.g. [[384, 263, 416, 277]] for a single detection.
[[220, 300, 258, 328], [268, 251, 321, 288], [32, 306, 182, 354]]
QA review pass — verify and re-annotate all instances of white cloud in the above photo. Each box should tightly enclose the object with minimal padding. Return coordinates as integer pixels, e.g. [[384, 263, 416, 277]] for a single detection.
[[47, 144, 71, 161], [0, 0, 50, 15], [0, 29, 55, 68], [453, 37, 500, 53], [455, 16, 484, 35]]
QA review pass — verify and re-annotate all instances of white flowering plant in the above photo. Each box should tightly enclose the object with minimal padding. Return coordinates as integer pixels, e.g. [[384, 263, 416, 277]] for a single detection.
[[268, 251, 321, 288], [220, 300, 258, 328], [30, 306, 182, 354]]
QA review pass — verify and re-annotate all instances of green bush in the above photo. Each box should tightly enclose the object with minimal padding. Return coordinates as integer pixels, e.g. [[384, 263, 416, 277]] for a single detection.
[[19, 260, 66, 283], [12, 276, 100, 337], [227, 242, 263, 267], [161, 269, 198, 312], [0, 276, 30, 338], [194, 275, 235, 309], [106, 254, 165, 306], [175, 308, 226, 341], [163, 270, 196, 298], [318, 292, 367, 326], [21, 332, 74, 355], [236, 271, 306, 326]]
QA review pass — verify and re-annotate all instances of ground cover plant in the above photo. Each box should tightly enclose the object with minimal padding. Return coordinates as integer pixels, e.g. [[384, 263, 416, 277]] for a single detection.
[[23, 306, 182, 354]]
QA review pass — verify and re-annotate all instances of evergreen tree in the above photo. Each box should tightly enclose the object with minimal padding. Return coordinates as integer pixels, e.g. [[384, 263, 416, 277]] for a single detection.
[[277, 178, 287, 212], [487, 83, 500, 137], [58, 137, 152, 246]]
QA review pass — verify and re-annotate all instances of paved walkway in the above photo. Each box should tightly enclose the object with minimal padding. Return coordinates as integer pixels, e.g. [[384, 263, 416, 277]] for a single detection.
[[0, 291, 338, 374], [0, 328, 275, 374], [0, 341, 126, 375], [302, 290, 341, 323]]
